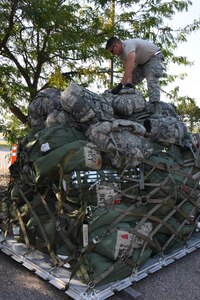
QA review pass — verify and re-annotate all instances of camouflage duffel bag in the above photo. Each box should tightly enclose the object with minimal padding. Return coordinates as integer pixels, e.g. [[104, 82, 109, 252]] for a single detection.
[[86, 120, 152, 169], [28, 88, 62, 119], [111, 90, 146, 116], [144, 116, 187, 145], [60, 83, 114, 124]]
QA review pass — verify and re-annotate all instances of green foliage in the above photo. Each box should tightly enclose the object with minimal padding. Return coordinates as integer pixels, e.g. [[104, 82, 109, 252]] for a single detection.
[[1, 115, 29, 145], [170, 95, 200, 132], [48, 67, 68, 90]]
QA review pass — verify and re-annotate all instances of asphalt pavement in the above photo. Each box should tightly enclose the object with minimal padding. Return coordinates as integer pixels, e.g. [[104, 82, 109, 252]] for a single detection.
[[0, 251, 68, 300], [0, 248, 200, 300], [131, 248, 200, 300]]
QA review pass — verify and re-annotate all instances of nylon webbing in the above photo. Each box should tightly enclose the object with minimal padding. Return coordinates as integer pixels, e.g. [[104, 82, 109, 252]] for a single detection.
[[38, 189, 77, 251], [13, 201, 30, 248], [19, 188, 59, 265]]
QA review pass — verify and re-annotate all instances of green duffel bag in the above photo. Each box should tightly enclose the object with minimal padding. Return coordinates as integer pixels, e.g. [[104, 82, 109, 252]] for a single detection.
[[37, 125, 87, 151], [88, 204, 148, 232], [56, 242, 71, 257], [78, 247, 152, 286], [31, 192, 56, 216], [153, 232, 185, 251], [33, 140, 87, 181], [34, 140, 102, 182], [89, 222, 152, 261], [26, 217, 56, 248], [24, 139, 41, 163], [89, 223, 131, 260], [24, 125, 87, 163], [63, 142, 102, 174], [155, 216, 194, 237], [147, 151, 198, 192], [10, 179, 33, 205], [175, 201, 196, 222], [19, 128, 41, 162]]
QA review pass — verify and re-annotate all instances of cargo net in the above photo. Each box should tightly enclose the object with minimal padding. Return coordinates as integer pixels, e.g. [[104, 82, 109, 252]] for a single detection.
[[1, 84, 200, 289], [1, 144, 200, 288]]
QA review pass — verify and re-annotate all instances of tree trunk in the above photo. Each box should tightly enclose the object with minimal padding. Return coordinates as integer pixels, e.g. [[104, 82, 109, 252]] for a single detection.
[[9, 104, 27, 124]]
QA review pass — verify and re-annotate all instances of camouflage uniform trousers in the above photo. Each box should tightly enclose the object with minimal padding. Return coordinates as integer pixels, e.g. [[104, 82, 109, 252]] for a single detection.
[[132, 53, 164, 103]]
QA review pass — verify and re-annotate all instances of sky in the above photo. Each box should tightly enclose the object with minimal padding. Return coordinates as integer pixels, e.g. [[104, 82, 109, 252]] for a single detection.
[[168, 0, 200, 106]]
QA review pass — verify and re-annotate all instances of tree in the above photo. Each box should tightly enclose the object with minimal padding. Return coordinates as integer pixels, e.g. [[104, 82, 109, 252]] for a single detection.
[[171, 94, 200, 132], [0, 0, 200, 137], [0, 0, 108, 124]]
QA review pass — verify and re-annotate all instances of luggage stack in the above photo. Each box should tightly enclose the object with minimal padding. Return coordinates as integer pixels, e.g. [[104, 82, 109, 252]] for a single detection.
[[1, 83, 200, 298]]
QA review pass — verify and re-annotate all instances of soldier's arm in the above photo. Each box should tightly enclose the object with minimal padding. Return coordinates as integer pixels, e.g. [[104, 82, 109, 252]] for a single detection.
[[121, 51, 136, 85]]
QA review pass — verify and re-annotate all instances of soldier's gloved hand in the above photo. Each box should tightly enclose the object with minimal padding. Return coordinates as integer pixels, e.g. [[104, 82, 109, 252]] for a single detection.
[[125, 83, 133, 88], [111, 83, 123, 94]]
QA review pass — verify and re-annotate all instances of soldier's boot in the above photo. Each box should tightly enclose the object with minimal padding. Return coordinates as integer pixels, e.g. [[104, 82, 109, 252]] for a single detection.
[[151, 101, 162, 118]]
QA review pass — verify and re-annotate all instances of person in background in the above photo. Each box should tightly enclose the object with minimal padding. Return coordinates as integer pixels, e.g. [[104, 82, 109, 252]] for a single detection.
[[105, 36, 164, 117]]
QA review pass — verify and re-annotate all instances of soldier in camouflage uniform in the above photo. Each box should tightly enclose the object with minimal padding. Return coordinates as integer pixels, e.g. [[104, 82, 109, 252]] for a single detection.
[[106, 37, 164, 116]]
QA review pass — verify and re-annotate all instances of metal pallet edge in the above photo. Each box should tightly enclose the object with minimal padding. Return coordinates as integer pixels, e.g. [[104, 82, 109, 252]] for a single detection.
[[1, 232, 200, 300]]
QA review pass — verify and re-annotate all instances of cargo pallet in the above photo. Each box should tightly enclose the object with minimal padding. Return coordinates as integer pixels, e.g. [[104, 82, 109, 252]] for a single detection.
[[1, 231, 200, 300]]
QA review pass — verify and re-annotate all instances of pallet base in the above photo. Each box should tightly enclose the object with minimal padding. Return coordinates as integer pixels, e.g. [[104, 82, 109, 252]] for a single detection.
[[1, 232, 200, 300]]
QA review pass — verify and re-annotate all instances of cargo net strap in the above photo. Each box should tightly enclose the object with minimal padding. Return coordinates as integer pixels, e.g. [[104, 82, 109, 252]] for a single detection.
[[18, 188, 60, 266], [65, 158, 200, 287], [2, 149, 200, 288]]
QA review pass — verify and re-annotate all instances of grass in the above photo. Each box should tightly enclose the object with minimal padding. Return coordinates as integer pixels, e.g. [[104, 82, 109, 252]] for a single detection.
[[0, 133, 10, 149], [0, 142, 10, 149]]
